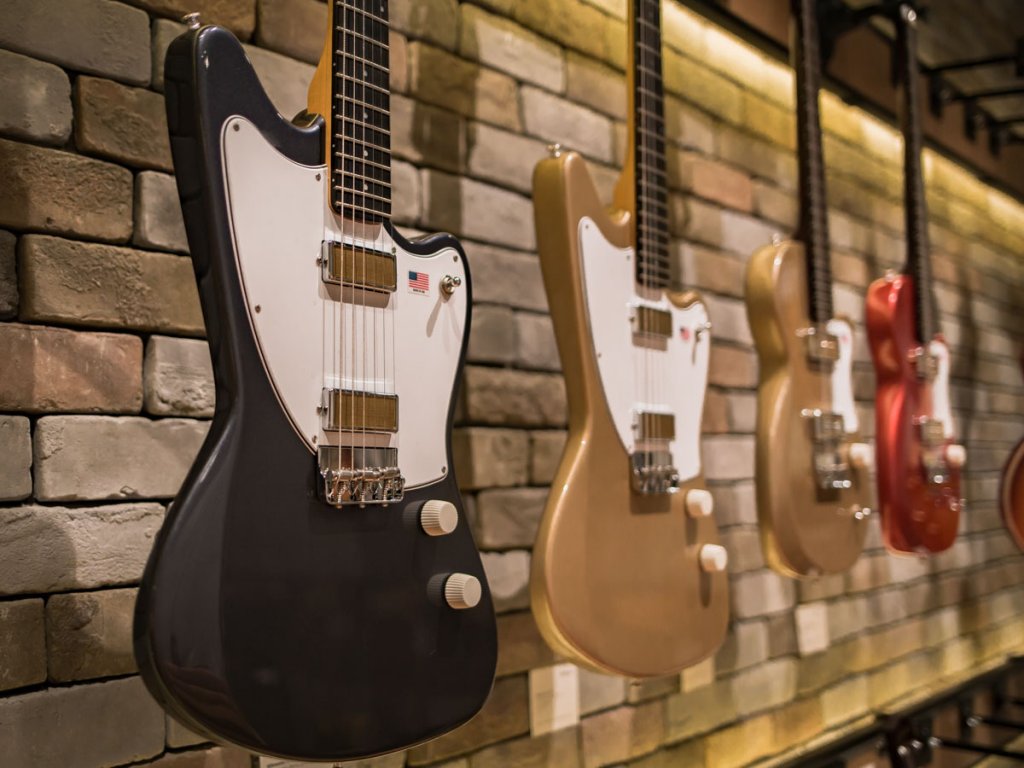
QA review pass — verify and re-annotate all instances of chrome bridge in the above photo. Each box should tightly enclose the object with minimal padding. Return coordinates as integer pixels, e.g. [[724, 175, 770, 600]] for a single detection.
[[805, 409, 852, 492], [918, 416, 961, 484], [318, 446, 405, 506], [630, 450, 680, 495], [801, 325, 840, 368], [910, 346, 939, 380]]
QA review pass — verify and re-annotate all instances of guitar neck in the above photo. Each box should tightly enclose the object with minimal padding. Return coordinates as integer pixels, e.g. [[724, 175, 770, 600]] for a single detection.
[[791, 0, 834, 324], [630, 0, 670, 289], [895, 5, 937, 343], [330, 0, 392, 223]]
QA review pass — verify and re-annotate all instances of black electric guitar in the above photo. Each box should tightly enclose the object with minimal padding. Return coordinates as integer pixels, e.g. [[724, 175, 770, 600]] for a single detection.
[[134, 2, 496, 761]]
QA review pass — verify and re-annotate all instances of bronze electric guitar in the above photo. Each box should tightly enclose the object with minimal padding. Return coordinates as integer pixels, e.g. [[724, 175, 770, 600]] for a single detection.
[[530, 0, 729, 677], [744, 0, 873, 578]]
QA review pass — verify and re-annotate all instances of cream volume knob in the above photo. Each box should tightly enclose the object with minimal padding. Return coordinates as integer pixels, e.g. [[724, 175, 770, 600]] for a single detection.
[[699, 544, 728, 573], [421, 500, 459, 536], [685, 489, 714, 517], [848, 442, 875, 470], [444, 574, 482, 610], [946, 444, 967, 469]]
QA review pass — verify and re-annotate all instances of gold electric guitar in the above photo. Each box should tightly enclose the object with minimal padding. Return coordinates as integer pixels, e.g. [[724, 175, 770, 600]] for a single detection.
[[744, 0, 873, 578], [530, 0, 729, 677]]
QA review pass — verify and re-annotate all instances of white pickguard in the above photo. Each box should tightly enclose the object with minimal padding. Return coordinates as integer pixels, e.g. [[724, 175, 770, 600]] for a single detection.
[[930, 338, 955, 438], [826, 317, 858, 434], [222, 117, 467, 489], [578, 218, 708, 482]]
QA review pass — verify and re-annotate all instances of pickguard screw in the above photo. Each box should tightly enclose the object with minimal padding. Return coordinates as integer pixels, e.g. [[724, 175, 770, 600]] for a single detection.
[[254, 305, 262, 313], [316, 173, 322, 181]]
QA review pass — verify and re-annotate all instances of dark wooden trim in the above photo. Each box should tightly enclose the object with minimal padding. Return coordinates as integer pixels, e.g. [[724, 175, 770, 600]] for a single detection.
[[678, 0, 1024, 202]]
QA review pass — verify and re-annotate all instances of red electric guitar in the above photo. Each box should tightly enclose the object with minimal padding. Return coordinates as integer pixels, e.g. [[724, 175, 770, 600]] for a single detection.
[[1000, 350, 1024, 551], [865, 4, 966, 555]]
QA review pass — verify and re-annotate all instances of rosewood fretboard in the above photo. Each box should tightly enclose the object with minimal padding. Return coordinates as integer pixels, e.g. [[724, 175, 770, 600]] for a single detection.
[[792, 0, 834, 325], [331, 0, 392, 223], [631, 0, 670, 289]]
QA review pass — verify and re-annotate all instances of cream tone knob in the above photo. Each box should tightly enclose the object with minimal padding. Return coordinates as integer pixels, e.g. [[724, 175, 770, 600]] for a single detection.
[[444, 573, 482, 610], [421, 500, 458, 536], [699, 544, 728, 573], [849, 442, 874, 470], [685, 489, 713, 518], [946, 444, 967, 468]]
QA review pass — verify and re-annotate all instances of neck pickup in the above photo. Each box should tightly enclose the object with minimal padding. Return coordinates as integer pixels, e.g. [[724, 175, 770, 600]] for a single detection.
[[322, 241, 397, 292]]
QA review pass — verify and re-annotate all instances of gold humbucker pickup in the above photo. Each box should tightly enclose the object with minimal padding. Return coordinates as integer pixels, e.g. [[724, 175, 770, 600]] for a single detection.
[[919, 417, 946, 447], [636, 411, 676, 441], [804, 326, 840, 364], [322, 242, 397, 292], [632, 305, 673, 338], [322, 389, 398, 432]]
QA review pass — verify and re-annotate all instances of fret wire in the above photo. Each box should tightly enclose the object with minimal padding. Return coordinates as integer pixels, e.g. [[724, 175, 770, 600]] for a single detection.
[[333, 151, 392, 172], [333, 171, 393, 190], [333, 186, 393, 203], [334, 26, 390, 50], [333, 71, 390, 96], [330, 200, 390, 217], [334, 51, 391, 74], [334, 1, 387, 25], [334, 123, 393, 139]]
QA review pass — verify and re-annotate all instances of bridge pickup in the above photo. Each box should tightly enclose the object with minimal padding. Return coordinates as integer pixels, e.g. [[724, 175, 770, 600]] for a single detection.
[[631, 305, 673, 338], [918, 417, 946, 447], [322, 241, 397, 292], [636, 411, 676, 441], [322, 388, 398, 432]]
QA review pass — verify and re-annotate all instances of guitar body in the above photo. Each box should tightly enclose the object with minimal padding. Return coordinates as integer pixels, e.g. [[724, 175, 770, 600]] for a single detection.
[[530, 151, 728, 677], [134, 27, 496, 760], [866, 273, 961, 554], [746, 240, 869, 576], [1001, 438, 1024, 550]]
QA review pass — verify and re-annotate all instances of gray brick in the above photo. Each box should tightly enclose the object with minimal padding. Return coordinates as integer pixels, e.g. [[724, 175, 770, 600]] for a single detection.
[[0, 0, 151, 85], [0, 230, 15, 319], [0, 416, 32, 502], [392, 160, 421, 225], [76, 76, 173, 171], [0, 677, 164, 767], [34, 416, 208, 501], [452, 427, 529, 490], [0, 598, 46, 692], [521, 85, 613, 164], [144, 336, 215, 417], [151, 19, 186, 92], [0, 50, 72, 145], [46, 588, 137, 682], [256, 0, 327, 63], [481, 550, 531, 613], [462, 367, 567, 428], [459, 4, 565, 92], [19, 235, 203, 335], [243, 43, 316, 121], [422, 171, 536, 251], [473, 488, 548, 549], [515, 312, 559, 371], [0, 140, 133, 243], [468, 305, 517, 365], [128, 0, 257, 39], [135, 172, 188, 252], [166, 715, 207, 749], [467, 122, 548, 195], [391, 0, 459, 51], [0, 503, 164, 595]]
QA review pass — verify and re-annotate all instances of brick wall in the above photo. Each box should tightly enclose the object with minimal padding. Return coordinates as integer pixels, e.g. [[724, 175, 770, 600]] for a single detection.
[[0, 0, 1023, 766]]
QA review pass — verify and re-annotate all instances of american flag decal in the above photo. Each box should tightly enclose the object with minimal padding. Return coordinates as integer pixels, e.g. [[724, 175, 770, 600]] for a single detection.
[[408, 270, 430, 294]]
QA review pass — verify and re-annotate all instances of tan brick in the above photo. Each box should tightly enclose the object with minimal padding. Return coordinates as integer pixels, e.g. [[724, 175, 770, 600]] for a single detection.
[[391, 94, 466, 173], [391, 31, 409, 94], [0, 0, 150, 85], [128, 0, 256, 39], [464, 242, 547, 312], [255, 0, 326, 63], [627, 674, 679, 704], [151, 19, 185, 92], [732, 570, 797, 619], [522, 86, 613, 163], [771, 696, 824, 754], [468, 122, 548, 195], [703, 434, 755, 482], [469, 727, 581, 768], [581, 701, 664, 768], [242, 43, 316, 120], [767, 612, 799, 659], [410, 43, 520, 131], [422, 171, 536, 251], [512, 0, 619, 67], [138, 747, 250, 767], [473, 487, 548, 549], [663, 50, 743, 124], [144, 336, 214, 417], [703, 712, 775, 768], [677, 244, 745, 299], [578, 667, 626, 715], [717, 125, 797, 189], [46, 588, 137, 682], [453, 427, 530, 489], [462, 367, 567, 428], [34, 415, 207, 502], [795, 601, 830, 656], [702, 389, 729, 434], [711, 481, 757, 526], [460, 5, 565, 92], [742, 91, 795, 150], [0, 598, 45, 692], [664, 96, 715, 154], [753, 182, 798, 229], [703, 293, 753, 346], [665, 678, 737, 742], [708, 345, 758, 388], [718, 528, 763, 573], [0, 503, 163, 595], [0, 323, 142, 414], [407, 675, 529, 764], [516, 313, 560, 372], [392, 0, 459, 50], [567, 52, 626, 121], [731, 658, 797, 716], [496, 611, 556, 677], [468, 305, 517, 365], [0, 677, 165, 767], [0, 49, 72, 146], [0, 416, 32, 502], [75, 77, 172, 171], [715, 619, 769, 674], [677, 154, 753, 212], [821, 675, 870, 727], [135, 172, 188, 253], [530, 430, 566, 485], [166, 715, 206, 749], [481, 550, 530, 613], [0, 230, 15, 319], [0, 140, 132, 243], [19, 235, 203, 335]]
